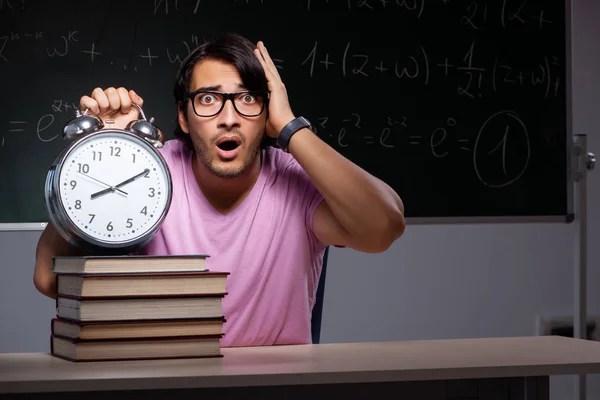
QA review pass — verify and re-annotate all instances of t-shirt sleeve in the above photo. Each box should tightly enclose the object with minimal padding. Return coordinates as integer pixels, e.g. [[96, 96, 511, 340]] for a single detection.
[[282, 159, 328, 256]]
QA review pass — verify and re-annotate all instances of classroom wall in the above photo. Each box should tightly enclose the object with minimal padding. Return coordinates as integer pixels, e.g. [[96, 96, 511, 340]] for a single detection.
[[1, 1, 599, 399]]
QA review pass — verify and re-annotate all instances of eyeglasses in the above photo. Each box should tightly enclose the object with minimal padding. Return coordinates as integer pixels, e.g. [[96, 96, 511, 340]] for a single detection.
[[187, 90, 269, 117]]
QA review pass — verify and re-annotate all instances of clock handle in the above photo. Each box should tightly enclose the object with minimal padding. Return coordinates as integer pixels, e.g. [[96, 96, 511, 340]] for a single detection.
[[126, 103, 164, 148]]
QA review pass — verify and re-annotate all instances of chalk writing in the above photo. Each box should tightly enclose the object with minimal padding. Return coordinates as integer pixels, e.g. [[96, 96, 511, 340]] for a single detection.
[[0, 35, 7, 61], [307, 0, 425, 16], [153, 0, 265, 15], [307, 110, 530, 186], [36, 114, 56, 143], [1, 121, 21, 147], [430, 118, 458, 158], [299, 40, 559, 99], [0, 31, 203, 68], [492, 55, 560, 98], [1, 101, 78, 147], [0, 0, 26, 11], [81, 42, 101, 61], [449, 0, 553, 30], [1, 120, 25, 147], [300, 40, 430, 86], [0, 27, 560, 102], [473, 110, 530, 187], [45, 31, 77, 57]]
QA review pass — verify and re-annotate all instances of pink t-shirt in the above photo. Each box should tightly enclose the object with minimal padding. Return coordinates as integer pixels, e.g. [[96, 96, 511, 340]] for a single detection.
[[138, 139, 327, 347]]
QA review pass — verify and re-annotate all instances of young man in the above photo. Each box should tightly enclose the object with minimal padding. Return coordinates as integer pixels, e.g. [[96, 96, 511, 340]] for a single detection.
[[34, 33, 405, 347]]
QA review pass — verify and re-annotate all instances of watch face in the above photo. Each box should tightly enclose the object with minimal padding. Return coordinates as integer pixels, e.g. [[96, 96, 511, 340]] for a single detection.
[[56, 131, 171, 246]]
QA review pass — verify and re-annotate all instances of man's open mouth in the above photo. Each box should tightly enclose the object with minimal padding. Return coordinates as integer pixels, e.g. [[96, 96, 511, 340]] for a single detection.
[[216, 136, 241, 151]]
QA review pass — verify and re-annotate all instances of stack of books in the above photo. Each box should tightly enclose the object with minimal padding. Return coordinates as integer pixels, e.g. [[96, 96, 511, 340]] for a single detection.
[[49, 254, 229, 362]]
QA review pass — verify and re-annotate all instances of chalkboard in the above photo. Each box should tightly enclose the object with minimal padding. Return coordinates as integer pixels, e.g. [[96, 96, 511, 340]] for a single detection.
[[0, 0, 570, 225]]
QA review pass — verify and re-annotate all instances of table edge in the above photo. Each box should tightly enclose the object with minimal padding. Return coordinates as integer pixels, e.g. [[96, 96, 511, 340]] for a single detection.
[[2, 363, 600, 393]]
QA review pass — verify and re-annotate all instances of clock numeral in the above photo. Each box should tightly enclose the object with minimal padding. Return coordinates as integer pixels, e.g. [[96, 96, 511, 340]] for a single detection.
[[92, 151, 103, 161], [132, 154, 136, 164], [77, 163, 89, 174], [126, 218, 133, 228], [110, 146, 121, 157], [106, 221, 113, 231], [148, 188, 156, 197], [144, 170, 150, 178], [88, 214, 95, 223], [74, 200, 82, 210], [70, 180, 77, 190], [141, 206, 147, 215]]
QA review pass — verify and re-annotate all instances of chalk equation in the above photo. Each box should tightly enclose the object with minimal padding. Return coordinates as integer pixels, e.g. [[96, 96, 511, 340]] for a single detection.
[[310, 110, 529, 187], [0, 30, 561, 101], [0, 30, 204, 68], [145, 0, 550, 30], [147, 0, 423, 15], [0, 103, 534, 188], [1, 100, 77, 147], [300, 40, 560, 99], [308, 0, 425, 14]]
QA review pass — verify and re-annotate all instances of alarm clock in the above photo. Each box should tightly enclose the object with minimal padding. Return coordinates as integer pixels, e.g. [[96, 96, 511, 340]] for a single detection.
[[44, 103, 173, 255]]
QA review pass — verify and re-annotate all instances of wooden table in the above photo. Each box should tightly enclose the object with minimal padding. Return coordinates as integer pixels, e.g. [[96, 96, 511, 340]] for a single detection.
[[2, 336, 600, 400]]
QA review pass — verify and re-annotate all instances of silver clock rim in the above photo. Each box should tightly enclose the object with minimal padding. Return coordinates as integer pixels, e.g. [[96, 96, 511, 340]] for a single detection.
[[44, 129, 173, 254]]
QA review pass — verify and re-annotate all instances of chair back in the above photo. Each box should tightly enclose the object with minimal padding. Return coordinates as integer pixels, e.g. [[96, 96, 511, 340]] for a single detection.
[[311, 246, 330, 344]]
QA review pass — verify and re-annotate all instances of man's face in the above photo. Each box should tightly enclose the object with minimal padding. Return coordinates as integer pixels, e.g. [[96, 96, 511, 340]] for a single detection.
[[178, 58, 267, 178]]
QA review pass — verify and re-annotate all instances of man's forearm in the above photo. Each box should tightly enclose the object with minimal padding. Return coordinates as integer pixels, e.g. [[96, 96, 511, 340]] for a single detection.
[[288, 127, 405, 246]]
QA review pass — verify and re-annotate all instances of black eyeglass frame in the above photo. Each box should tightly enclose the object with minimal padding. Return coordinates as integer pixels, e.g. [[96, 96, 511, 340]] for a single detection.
[[186, 90, 270, 118]]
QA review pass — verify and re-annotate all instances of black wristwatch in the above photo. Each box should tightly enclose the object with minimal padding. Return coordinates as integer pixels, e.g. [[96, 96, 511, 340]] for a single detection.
[[277, 116, 312, 152]]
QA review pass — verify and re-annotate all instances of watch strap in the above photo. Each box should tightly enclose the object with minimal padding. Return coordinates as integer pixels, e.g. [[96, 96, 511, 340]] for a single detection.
[[277, 116, 311, 152]]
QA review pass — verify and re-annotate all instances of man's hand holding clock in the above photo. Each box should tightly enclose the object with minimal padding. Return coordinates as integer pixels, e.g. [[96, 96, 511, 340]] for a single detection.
[[79, 87, 165, 143], [80, 87, 143, 129]]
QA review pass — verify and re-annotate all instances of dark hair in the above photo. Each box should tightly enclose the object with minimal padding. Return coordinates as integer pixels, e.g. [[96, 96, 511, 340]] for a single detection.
[[173, 33, 273, 151]]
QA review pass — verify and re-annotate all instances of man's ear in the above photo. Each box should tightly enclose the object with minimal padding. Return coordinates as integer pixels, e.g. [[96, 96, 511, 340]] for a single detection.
[[177, 101, 190, 134]]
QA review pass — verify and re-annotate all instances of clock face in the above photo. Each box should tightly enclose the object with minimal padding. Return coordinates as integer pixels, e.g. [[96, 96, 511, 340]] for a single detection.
[[57, 131, 171, 245]]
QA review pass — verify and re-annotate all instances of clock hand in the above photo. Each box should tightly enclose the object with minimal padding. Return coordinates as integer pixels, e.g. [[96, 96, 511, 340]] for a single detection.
[[90, 186, 116, 200], [91, 169, 149, 200], [79, 173, 128, 196], [113, 168, 150, 189]]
